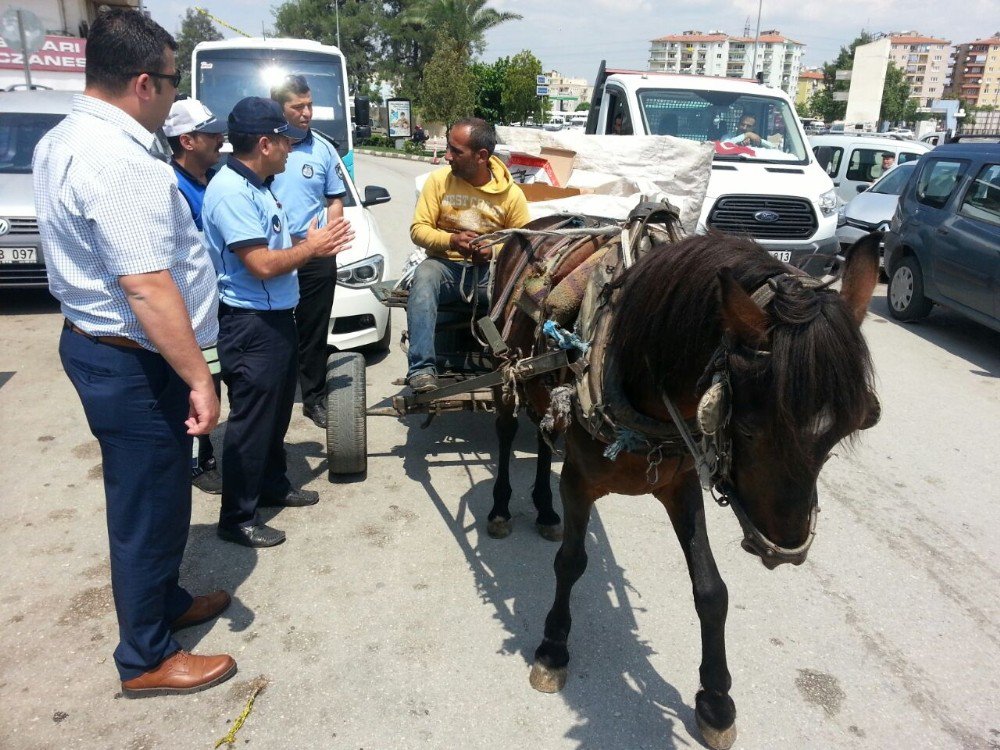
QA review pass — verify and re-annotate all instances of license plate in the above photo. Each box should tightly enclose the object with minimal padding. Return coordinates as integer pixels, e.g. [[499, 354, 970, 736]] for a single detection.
[[0, 247, 36, 264], [768, 251, 792, 262]]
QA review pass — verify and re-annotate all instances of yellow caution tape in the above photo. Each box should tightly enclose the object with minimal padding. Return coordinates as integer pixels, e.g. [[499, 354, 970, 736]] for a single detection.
[[195, 7, 252, 38]]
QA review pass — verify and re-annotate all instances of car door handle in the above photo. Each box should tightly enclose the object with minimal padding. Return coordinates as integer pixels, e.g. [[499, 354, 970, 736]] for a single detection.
[[936, 227, 949, 235], [833, 182, 840, 186]]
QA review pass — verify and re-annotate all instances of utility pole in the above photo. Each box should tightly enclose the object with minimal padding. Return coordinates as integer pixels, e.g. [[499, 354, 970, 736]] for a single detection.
[[335, 0, 341, 50], [750, 0, 763, 80]]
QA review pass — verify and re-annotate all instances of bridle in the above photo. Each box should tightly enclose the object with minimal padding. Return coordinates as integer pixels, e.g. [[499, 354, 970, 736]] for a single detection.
[[659, 272, 831, 568]]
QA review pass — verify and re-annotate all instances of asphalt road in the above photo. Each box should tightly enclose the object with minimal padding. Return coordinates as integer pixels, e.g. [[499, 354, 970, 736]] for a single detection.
[[1, 154, 998, 750]]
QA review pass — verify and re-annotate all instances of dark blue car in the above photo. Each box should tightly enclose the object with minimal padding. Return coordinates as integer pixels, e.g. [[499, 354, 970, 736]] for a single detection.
[[884, 140, 1000, 332]]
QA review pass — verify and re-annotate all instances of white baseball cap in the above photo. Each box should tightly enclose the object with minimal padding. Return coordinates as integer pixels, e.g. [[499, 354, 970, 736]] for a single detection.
[[163, 99, 228, 138]]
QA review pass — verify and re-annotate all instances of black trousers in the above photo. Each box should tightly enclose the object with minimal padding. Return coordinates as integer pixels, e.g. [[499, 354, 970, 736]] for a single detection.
[[295, 256, 337, 411], [217, 306, 297, 528]]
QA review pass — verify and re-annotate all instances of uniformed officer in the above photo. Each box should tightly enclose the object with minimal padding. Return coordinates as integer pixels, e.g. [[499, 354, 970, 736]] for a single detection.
[[202, 97, 353, 548], [163, 97, 227, 494], [270, 74, 348, 430]]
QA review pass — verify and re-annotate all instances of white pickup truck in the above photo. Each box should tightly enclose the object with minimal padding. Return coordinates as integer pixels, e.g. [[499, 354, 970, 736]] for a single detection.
[[586, 63, 840, 275]]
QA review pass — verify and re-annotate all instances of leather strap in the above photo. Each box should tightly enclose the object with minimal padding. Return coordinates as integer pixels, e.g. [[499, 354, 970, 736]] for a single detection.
[[64, 319, 144, 350]]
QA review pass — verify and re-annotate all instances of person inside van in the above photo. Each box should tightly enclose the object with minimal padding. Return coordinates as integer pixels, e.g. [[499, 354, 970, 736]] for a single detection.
[[871, 152, 895, 180], [723, 114, 776, 149]]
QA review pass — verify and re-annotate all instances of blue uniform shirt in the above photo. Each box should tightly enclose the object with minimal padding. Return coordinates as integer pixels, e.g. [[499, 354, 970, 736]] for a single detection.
[[271, 129, 347, 239], [171, 161, 216, 231], [202, 156, 298, 311]]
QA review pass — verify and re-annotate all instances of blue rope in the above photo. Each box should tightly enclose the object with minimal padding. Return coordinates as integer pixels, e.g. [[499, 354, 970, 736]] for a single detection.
[[603, 426, 647, 461], [542, 320, 590, 353]]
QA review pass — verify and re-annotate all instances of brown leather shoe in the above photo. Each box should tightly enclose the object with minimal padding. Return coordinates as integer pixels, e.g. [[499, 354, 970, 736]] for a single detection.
[[121, 650, 237, 698], [170, 590, 232, 632]]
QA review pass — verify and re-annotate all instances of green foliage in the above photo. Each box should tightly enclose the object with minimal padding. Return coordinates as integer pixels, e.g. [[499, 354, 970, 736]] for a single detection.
[[502, 50, 542, 125], [363, 134, 393, 148], [379, 0, 433, 101], [400, 0, 522, 60], [419, 41, 476, 125], [811, 30, 874, 122], [575, 102, 590, 111], [272, 0, 382, 97], [880, 61, 916, 123], [175, 8, 223, 96], [403, 139, 426, 154], [471, 57, 510, 123]]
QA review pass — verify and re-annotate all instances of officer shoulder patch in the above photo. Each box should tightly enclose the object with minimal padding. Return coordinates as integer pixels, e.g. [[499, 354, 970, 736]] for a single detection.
[[302, 164, 314, 179], [271, 215, 282, 233]]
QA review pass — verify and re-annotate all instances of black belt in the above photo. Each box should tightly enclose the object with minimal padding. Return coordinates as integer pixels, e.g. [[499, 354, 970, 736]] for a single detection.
[[219, 303, 294, 316]]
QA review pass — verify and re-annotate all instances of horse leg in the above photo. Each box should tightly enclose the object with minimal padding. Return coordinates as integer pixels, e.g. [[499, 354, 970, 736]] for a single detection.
[[656, 475, 737, 750], [488, 403, 517, 539], [532, 428, 562, 542], [529, 460, 592, 692]]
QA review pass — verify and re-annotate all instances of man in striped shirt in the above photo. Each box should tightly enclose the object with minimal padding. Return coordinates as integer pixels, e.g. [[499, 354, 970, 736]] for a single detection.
[[33, 9, 236, 698]]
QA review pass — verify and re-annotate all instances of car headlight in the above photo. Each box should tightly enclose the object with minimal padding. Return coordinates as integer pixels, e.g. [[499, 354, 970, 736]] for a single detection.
[[819, 188, 838, 217], [836, 204, 847, 227], [337, 254, 384, 288]]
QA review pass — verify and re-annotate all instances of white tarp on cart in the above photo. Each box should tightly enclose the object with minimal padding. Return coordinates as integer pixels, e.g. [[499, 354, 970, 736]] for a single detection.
[[494, 127, 715, 235]]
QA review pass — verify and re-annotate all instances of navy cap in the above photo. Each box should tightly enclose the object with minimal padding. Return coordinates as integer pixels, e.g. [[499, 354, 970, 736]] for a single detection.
[[228, 96, 307, 140]]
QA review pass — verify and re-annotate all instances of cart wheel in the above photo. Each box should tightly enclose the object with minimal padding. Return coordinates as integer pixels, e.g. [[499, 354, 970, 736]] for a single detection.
[[326, 352, 367, 478]]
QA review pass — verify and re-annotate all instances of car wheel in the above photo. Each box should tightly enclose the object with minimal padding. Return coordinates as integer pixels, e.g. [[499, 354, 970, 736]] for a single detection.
[[887, 256, 933, 321], [326, 352, 367, 477]]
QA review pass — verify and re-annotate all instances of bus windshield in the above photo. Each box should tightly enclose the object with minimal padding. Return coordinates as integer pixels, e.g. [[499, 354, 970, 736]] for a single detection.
[[195, 48, 349, 156], [636, 88, 808, 164]]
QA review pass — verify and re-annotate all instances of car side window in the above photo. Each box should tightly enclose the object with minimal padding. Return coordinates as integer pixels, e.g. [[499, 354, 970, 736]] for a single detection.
[[897, 151, 921, 165], [845, 148, 884, 182], [812, 146, 842, 177], [959, 163, 1000, 226], [916, 159, 967, 209]]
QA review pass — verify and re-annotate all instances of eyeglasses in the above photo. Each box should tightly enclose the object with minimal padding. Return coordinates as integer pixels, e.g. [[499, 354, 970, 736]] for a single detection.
[[133, 71, 182, 88]]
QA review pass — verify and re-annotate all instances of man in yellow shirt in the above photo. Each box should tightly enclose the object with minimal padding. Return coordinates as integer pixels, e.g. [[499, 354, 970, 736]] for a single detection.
[[407, 117, 530, 392]]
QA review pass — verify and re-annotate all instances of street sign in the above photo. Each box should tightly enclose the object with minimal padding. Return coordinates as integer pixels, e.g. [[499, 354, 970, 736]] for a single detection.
[[0, 8, 44, 53], [536, 85, 549, 97], [536, 74, 548, 85]]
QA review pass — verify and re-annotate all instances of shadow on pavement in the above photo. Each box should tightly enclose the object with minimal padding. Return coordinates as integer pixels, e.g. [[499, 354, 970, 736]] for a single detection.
[[394, 409, 699, 749]]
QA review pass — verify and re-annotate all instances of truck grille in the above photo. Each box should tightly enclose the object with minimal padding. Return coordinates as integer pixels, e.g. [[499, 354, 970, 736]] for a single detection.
[[3, 217, 39, 234], [707, 195, 817, 240]]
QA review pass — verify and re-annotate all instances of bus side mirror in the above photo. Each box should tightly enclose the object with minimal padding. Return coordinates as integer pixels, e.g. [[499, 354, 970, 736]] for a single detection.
[[355, 96, 371, 128], [355, 125, 372, 141]]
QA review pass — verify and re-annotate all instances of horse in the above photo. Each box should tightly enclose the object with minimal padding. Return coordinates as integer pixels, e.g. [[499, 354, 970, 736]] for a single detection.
[[485, 225, 881, 750]]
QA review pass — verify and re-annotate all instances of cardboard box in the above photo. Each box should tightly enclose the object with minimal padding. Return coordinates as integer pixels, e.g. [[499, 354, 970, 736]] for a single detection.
[[519, 183, 581, 202], [508, 147, 577, 187]]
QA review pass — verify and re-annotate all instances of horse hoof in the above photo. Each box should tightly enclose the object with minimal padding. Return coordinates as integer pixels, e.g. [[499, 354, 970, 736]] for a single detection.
[[696, 712, 737, 750], [536, 523, 563, 542], [529, 663, 567, 693], [487, 517, 512, 539]]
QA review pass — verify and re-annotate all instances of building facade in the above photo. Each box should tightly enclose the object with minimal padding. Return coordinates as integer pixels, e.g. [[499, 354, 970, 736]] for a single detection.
[[648, 29, 804, 98], [946, 35, 1000, 108], [545, 70, 593, 113], [886, 32, 951, 107], [796, 69, 824, 109]]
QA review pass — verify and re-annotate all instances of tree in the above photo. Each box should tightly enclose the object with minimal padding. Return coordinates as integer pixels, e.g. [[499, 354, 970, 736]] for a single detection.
[[419, 41, 475, 125], [273, 0, 382, 97], [381, 0, 434, 101], [400, 0, 521, 60], [880, 61, 916, 124], [811, 31, 874, 122], [174, 8, 223, 96], [502, 50, 542, 125], [575, 102, 590, 111], [471, 57, 509, 123]]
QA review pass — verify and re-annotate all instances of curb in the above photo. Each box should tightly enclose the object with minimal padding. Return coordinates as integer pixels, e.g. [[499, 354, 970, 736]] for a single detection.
[[356, 148, 440, 164]]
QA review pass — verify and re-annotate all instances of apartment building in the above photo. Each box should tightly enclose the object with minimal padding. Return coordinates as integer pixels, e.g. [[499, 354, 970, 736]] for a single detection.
[[544, 70, 593, 113], [946, 35, 1000, 108], [886, 32, 951, 107], [647, 29, 804, 98], [796, 69, 824, 108]]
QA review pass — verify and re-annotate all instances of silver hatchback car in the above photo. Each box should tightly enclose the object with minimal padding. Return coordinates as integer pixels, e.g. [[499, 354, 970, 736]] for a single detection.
[[0, 90, 75, 288]]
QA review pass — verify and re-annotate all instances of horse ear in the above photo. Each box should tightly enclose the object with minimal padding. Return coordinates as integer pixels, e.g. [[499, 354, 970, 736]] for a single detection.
[[718, 268, 768, 347], [840, 232, 880, 327]]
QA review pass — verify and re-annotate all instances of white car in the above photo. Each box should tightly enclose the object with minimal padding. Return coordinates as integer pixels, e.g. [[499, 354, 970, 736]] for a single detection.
[[322, 147, 397, 352], [836, 161, 918, 269]]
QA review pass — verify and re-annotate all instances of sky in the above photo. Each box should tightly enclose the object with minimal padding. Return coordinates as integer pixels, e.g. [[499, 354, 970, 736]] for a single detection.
[[144, 0, 995, 82]]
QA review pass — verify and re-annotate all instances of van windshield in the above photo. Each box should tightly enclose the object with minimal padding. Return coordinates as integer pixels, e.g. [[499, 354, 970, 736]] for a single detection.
[[0, 113, 65, 174], [636, 88, 808, 164], [195, 48, 349, 156]]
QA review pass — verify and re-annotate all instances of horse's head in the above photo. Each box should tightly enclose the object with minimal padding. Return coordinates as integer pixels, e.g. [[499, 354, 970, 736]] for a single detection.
[[715, 235, 881, 569]]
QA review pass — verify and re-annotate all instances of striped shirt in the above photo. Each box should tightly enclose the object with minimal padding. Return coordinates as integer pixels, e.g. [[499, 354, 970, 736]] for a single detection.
[[33, 95, 219, 350]]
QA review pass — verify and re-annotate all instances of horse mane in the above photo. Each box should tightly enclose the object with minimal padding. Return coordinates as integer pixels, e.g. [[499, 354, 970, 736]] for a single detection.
[[609, 233, 876, 464]]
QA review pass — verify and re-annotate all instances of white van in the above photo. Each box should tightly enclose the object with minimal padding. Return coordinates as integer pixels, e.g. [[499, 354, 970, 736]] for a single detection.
[[587, 64, 839, 275], [809, 134, 931, 202]]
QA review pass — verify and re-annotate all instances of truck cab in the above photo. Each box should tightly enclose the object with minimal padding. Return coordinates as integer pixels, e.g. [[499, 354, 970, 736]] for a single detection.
[[587, 63, 839, 274]]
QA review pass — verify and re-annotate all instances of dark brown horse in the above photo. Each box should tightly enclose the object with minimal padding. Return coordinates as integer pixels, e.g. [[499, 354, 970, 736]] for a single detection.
[[486, 227, 880, 749]]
